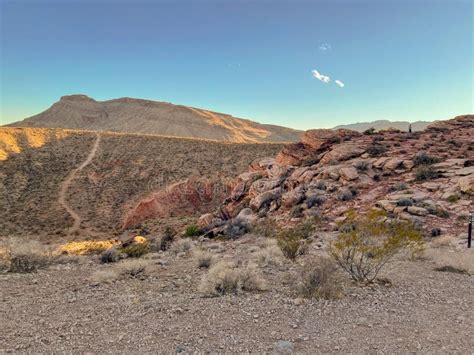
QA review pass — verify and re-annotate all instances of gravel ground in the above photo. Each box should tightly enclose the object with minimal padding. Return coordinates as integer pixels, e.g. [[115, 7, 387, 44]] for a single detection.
[[1, 237, 473, 354]]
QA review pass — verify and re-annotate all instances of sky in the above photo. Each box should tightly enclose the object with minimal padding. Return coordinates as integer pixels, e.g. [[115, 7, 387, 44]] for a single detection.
[[0, 0, 472, 130]]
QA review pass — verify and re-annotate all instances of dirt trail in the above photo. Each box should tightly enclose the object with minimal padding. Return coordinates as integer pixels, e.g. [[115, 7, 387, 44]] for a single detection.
[[58, 133, 101, 235]]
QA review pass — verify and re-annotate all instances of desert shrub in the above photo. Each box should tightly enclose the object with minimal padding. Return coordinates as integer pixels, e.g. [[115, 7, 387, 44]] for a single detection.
[[91, 259, 150, 283], [336, 188, 354, 201], [276, 222, 314, 261], [59, 240, 120, 256], [425, 205, 449, 218], [194, 250, 213, 269], [122, 243, 150, 258], [413, 151, 440, 166], [363, 127, 376, 135], [185, 224, 200, 237], [366, 144, 387, 157], [330, 209, 423, 283], [446, 194, 460, 203], [1, 239, 52, 273], [223, 217, 252, 239], [253, 245, 283, 267], [290, 205, 304, 218], [354, 160, 369, 172], [100, 247, 121, 263], [170, 238, 193, 255], [159, 227, 175, 251], [313, 180, 327, 190], [199, 262, 266, 296], [252, 218, 276, 238], [9, 254, 49, 273], [306, 194, 326, 208], [397, 197, 413, 206], [298, 258, 342, 300], [414, 165, 439, 181]]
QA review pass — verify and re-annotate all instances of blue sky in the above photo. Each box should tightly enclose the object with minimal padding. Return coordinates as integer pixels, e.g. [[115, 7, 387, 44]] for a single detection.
[[1, 0, 472, 129]]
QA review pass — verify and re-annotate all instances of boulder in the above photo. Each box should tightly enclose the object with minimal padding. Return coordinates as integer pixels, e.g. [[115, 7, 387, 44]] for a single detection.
[[230, 182, 247, 201], [275, 142, 311, 166], [248, 177, 282, 197], [320, 143, 366, 164], [301, 129, 344, 150], [376, 200, 396, 212], [407, 206, 429, 216], [383, 158, 404, 171], [339, 166, 359, 181], [458, 175, 474, 195], [455, 166, 474, 176], [249, 188, 281, 211], [198, 213, 223, 229], [281, 186, 306, 208], [237, 171, 263, 183], [373, 157, 391, 169]]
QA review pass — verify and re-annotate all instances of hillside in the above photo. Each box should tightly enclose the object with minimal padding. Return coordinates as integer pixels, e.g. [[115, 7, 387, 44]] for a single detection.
[[334, 119, 430, 132], [0, 127, 283, 238], [7, 95, 302, 143]]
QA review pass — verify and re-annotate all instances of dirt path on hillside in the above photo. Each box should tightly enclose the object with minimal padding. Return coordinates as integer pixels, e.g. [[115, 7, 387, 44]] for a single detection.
[[58, 133, 101, 235]]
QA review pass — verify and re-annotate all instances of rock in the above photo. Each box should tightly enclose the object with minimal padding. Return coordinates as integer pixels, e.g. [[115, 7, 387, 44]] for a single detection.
[[422, 182, 440, 191], [383, 158, 404, 171], [198, 213, 223, 228], [250, 157, 276, 171], [267, 164, 292, 179], [320, 143, 366, 164], [339, 166, 359, 181], [458, 175, 474, 195], [301, 129, 345, 150], [455, 166, 474, 176], [373, 157, 391, 169], [274, 340, 294, 353], [230, 182, 247, 201], [275, 143, 310, 166], [237, 171, 263, 183], [402, 160, 415, 170], [407, 206, 429, 216], [376, 200, 396, 212], [249, 188, 281, 211], [281, 186, 305, 208], [248, 178, 282, 197], [234, 208, 256, 224]]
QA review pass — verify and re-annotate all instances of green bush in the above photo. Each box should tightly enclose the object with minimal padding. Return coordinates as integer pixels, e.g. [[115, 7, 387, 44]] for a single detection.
[[185, 224, 200, 237], [277, 221, 314, 261], [122, 243, 150, 258], [330, 209, 423, 283]]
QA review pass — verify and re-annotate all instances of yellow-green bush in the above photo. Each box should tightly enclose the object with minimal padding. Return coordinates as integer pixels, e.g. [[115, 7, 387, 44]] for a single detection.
[[330, 209, 423, 283]]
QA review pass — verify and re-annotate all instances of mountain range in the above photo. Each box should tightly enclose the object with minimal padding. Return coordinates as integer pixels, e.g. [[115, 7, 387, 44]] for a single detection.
[[7, 95, 302, 143]]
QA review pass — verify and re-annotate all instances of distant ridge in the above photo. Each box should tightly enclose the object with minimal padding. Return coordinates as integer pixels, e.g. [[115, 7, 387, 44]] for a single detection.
[[334, 119, 431, 132], [7, 95, 302, 143]]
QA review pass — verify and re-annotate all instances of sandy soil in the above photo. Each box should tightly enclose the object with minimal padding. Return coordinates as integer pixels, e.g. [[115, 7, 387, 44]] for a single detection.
[[1, 235, 472, 354]]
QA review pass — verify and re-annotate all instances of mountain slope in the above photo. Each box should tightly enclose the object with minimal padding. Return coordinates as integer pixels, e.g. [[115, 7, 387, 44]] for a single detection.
[[7, 95, 302, 143], [334, 120, 430, 132]]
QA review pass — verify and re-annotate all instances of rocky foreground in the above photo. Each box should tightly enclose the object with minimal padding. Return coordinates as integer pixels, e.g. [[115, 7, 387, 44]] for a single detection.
[[199, 115, 473, 242]]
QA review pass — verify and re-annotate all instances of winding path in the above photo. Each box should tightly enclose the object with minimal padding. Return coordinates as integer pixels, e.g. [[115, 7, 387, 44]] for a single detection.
[[58, 133, 101, 235]]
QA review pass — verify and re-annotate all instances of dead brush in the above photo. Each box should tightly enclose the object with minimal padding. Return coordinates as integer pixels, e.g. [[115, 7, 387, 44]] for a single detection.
[[194, 250, 213, 269], [198, 262, 266, 296], [297, 258, 343, 300], [1, 238, 52, 273]]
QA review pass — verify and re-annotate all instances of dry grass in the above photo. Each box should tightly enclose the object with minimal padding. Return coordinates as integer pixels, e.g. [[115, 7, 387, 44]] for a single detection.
[[91, 259, 152, 283], [424, 248, 473, 274], [0, 238, 53, 273], [170, 238, 193, 256], [253, 244, 284, 267], [297, 258, 343, 300], [194, 250, 214, 269], [199, 262, 266, 296]]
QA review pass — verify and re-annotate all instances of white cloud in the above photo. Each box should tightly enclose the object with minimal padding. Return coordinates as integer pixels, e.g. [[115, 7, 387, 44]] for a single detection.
[[335, 80, 345, 88], [318, 43, 331, 52], [311, 69, 330, 83]]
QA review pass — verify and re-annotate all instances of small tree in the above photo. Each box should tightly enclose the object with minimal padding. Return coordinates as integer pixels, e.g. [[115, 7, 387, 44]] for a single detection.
[[330, 209, 423, 283]]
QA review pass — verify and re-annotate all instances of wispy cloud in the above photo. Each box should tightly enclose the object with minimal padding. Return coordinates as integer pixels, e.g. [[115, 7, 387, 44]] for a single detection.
[[318, 43, 331, 52], [311, 69, 330, 83], [335, 80, 345, 88]]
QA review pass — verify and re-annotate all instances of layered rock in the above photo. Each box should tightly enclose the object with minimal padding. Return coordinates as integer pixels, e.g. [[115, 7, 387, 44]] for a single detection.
[[199, 115, 474, 239]]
